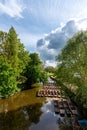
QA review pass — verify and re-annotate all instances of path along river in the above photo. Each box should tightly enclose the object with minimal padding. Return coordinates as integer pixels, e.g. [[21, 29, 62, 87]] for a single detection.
[[0, 82, 80, 130]]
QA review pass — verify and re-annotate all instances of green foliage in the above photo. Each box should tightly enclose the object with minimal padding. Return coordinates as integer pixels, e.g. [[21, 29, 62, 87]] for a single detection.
[[0, 27, 48, 97], [18, 42, 30, 75], [0, 27, 31, 97], [0, 62, 18, 98], [45, 66, 55, 73], [7, 26, 19, 77], [29, 53, 42, 65], [25, 65, 41, 86], [56, 31, 87, 108], [39, 71, 48, 85], [24, 52, 48, 88]]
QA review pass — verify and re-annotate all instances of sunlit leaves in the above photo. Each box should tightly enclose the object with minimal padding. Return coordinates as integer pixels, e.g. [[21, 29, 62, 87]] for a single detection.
[[56, 30, 87, 108], [0, 62, 18, 98]]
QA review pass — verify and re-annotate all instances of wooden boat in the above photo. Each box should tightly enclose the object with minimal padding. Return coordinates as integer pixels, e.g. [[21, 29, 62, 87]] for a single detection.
[[63, 101, 68, 108], [65, 108, 72, 117], [60, 109, 65, 117], [69, 106, 78, 115], [54, 100, 58, 106], [58, 101, 64, 109], [54, 107, 60, 114]]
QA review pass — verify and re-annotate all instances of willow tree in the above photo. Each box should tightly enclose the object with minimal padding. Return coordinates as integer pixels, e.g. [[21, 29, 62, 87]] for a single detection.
[[56, 31, 87, 108]]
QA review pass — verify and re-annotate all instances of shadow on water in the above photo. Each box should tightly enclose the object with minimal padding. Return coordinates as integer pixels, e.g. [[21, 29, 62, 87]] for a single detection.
[[0, 87, 45, 113], [0, 103, 43, 130], [0, 87, 45, 130]]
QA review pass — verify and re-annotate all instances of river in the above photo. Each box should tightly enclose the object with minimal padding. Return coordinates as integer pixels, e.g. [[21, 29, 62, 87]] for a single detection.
[[0, 87, 60, 130], [0, 86, 77, 130]]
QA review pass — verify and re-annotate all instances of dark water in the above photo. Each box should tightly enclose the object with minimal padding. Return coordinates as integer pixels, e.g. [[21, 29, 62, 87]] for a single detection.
[[0, 87, 73, 130]]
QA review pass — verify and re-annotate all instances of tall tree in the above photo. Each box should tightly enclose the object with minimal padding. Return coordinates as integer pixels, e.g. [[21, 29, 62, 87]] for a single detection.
[[7, 27, 19, 77], [0, 27, 32, 97], [0, 31, 8, 61], [25, 53, 43, 88], [56, 31, 87, 108], [18, 42, 30, 75]]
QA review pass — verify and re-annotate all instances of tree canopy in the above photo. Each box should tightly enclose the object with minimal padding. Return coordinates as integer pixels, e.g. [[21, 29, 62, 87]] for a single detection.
[[56, 31, 87, 108], [24, 53, 48, 88], [0, 61, 18, 98], [0, 27, 48, 97]]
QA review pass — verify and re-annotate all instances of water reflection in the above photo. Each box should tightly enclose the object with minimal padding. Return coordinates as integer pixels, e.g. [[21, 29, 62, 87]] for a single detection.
[[0, 99, 59, 130], [29, 100, 58, 130], [29, 112, 58, 130], [0, 88, 45, 130], [0, 88, 44, 113], [0, 103, 43, 130], [0, 88, 74, 130], [0, 97, 59, 130]]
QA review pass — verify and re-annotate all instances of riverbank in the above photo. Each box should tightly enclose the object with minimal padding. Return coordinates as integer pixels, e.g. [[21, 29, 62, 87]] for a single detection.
[[55, 80, 87, 119], [0, 85, 45, 113], [37, 81, 87, 130], [0, 81, 86, 130]]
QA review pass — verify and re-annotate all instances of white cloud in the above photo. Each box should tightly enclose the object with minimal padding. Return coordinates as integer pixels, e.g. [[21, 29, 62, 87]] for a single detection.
[[45, 60, 57, 67], [0, 0, 24, 18], [78, 18, 87, 30], [37, 19, 87, 66]]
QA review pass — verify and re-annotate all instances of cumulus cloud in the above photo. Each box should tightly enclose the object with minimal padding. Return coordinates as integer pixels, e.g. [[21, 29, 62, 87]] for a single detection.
[[0, 0, 24, 18], [37, 19, 87, 66]]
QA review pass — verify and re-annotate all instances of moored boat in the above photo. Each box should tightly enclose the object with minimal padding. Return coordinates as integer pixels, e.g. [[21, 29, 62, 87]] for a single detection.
[[60, 109, 65, 117], [54, 107, 60, 114]]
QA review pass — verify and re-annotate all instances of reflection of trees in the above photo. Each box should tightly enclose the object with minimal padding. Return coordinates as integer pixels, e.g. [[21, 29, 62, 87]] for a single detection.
[[0, 103, 43, 130], [26, 103, 42, 124], [59, 125, 73, 130], [58, 117, 73, 130]]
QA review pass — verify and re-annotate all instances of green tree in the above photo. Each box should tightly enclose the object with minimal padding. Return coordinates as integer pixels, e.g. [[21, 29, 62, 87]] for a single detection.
[[0, 31, 8, 61], [7, 27, 19, 77], [0, 61, 18, 98], [45, 66, 55, 73], [24, 53, 43, 88], [39, 71, 48, 85], [18, 42, 30, 80], [56, 31, 87, 108], [29, 53, 42, 65], [0, 27, 31, 96]]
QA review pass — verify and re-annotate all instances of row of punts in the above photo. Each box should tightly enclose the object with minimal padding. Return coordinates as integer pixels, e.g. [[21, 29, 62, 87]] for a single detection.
[[44, 83, 55, 86], [37, 82, 82, 129], [43, 86, 58, 89], [37, 82, 78, 118], [54, 100, 78, 117], [36, 89, 65, 98]]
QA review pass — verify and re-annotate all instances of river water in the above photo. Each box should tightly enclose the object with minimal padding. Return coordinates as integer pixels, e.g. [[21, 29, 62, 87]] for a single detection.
[[0, 87, 73, 130], [0, 84, 79, 130]]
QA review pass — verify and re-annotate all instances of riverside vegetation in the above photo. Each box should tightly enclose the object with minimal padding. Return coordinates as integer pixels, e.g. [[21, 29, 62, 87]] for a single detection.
[[0, 27, 87, 116], [0, 26, 48, 98], [55, 31, 87, 117]]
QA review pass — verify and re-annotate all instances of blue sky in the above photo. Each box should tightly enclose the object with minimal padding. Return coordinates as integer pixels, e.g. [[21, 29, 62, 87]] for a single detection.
[[0, 0, 87, 66]]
